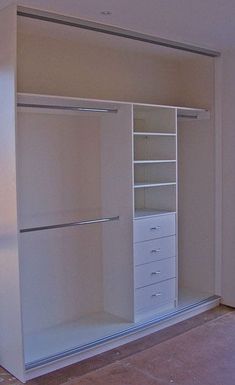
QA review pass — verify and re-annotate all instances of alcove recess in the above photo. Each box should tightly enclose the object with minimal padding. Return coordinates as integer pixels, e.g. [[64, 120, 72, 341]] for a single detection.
[[0, 5, 217, 382], [16, 9, 215, 371]]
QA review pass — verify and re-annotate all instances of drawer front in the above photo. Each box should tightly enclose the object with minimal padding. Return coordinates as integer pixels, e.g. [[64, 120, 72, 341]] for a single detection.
[[134, 214, 175, 242], [134, 236, 176, 265], [135, 257, 176, 289], [135, 279, 176, 312]]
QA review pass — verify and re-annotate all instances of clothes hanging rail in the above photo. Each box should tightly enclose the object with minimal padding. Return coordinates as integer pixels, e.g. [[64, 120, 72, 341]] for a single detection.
[[17, 103, 118, 113], [20, 216, 120, 233], [177, 114, 199, 119]]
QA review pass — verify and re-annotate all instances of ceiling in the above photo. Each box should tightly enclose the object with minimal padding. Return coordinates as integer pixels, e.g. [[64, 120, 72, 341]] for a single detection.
[[1, 0, 235, 50]]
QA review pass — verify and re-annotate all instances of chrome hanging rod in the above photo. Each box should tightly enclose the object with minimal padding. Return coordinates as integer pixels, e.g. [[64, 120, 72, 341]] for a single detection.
[[17, 6, 221, 58], [17, 103, 118, 113], [20, 216, 119, 233]]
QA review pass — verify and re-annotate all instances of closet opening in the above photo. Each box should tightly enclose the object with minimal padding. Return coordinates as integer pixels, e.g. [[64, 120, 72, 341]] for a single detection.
[[16, 10, 219, 372]]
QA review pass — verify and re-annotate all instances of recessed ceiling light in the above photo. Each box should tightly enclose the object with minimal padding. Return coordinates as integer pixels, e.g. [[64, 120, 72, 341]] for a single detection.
[[101, 11, 112, 15]]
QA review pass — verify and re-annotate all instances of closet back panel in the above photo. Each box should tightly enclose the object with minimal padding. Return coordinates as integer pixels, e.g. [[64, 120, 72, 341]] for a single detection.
[[134, 163, 176, 184], [20, 225, 103, 334], [177, 58, 215, 295], [178, 119, 215, 294], [134, 136, 176, 161], [17, 18, 180, 105], [17, 111, 104, 333], [134, 108, 176, 133], [17, 111, 102, 227]]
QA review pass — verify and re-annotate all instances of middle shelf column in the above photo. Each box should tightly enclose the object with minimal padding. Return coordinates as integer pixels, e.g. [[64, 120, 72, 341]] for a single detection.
[[132, 105, 178, 321]]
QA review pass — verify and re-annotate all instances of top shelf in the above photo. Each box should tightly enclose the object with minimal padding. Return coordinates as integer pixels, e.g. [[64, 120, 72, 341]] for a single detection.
[[17, 94, 209, 117]]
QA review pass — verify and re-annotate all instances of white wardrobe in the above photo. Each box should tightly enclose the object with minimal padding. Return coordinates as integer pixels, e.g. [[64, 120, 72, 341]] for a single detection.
[[0, 4, 221, 383]]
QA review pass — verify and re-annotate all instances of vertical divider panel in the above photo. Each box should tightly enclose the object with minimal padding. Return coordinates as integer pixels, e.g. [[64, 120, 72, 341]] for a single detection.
[[101, 104, 134, 321], [0, 4, 25, 382]]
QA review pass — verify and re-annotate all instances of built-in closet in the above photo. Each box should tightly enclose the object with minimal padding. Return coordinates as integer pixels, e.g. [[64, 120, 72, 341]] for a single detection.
[[0, 4, 220, 383]]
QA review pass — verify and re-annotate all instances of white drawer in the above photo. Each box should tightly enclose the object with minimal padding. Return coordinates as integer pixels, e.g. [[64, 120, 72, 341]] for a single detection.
[[135, 257, 176, 289], [134, 214, 175, 242], [135, 279, 176, 312], [134, 236, 176, 265]]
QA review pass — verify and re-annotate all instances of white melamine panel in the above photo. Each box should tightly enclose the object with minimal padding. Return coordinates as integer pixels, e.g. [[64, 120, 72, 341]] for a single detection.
[[135, 257, 176, 289], [134, 214, 175, 242], [134, 236, 176, 265], [177, 55, 214, 109], [134, 135, 176, 161], [101, 104, 134, 321], [17, 109, 105, 336], [135, 185, 177, 213], [134, 107, 176, 133], [17, 111, 102, 228], [0, 5, 25, 382], [135, 279, 176, 312], [17, 18, 181, 105], [178, 118, 215, 294], [134, 162, 176, 185], [20, 225, 103, 334], [176, 56, 215, 296], [24, 312, 133, 367]]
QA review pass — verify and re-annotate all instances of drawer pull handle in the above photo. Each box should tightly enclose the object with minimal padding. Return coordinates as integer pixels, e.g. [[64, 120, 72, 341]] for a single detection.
[[151, 249, 161, 253], [150, 226, 161, 231], [151, 293, 162, 297], [151, 271, 161, 275]]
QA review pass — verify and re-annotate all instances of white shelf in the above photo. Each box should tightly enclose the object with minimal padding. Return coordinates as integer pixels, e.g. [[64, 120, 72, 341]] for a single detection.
[[134, 160, 176, 164], [134, 209, 176, 219], [24, 312, 132, 366], [24, 289, 215, 366], [134, 182, 176, 189], [134, 132, 176, 137]]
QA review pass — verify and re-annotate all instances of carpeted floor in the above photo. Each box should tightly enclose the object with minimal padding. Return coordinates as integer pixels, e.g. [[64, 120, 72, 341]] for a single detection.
[[1, 305, 234, 385]]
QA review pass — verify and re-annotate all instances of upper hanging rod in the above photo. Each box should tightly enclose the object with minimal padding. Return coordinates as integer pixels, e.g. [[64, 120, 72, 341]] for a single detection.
[[17, 6, 221, 58], [17, 103, 118, 113], [20, 216, 120, 233]]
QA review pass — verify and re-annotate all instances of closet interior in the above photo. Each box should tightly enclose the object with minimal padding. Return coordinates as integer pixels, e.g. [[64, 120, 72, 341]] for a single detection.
[[0, 4, 219, 382]]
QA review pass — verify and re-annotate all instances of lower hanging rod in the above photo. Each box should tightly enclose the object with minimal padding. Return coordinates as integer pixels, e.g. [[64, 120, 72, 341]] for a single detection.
[[20, 216, 119, 233], [17, 103, 118, 114]]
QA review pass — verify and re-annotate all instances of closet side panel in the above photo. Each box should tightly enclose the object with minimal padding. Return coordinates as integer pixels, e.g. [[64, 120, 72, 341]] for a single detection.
[[0, 5, 25, 381], [101, 105, 134, 320]]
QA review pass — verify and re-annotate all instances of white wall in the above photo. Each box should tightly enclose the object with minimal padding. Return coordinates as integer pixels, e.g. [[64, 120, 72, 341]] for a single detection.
[[221, 49, 235, 306]]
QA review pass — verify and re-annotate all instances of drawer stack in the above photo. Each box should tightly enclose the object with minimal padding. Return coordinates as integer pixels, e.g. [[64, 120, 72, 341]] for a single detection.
[[134, 213, 177, 319]]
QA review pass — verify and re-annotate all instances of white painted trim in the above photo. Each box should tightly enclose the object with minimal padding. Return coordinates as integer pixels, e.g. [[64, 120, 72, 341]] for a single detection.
[[214, 56, 223, 296]]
